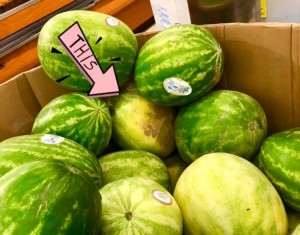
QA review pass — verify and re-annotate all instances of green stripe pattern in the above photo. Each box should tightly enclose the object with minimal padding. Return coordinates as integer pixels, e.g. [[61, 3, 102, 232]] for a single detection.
[[0, 133, 102, 188], [258, 127, 300, 211], [174, 152, 288, 235], [32, 92, 112, 156], [98, 150, 172, 192], [38, 10, 138, 91], [134, 24, 223, 106], [0, 159, 101, 235], [99, 177, 182, 235], [175, 90, 268, 164]]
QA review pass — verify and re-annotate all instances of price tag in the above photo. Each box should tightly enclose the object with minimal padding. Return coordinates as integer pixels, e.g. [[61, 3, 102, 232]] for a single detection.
[[260, 0, 267, 19]]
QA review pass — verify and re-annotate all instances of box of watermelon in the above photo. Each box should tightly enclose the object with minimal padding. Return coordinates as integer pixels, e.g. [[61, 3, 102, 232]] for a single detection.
[[0, 9, 300, 235], [1, 21, 300, 140]]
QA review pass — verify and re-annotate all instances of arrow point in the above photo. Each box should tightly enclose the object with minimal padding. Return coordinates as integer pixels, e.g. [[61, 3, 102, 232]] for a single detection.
[[88, 66, 120, 98]]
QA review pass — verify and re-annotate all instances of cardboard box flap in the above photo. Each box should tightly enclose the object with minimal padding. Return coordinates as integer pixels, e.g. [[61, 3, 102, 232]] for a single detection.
[[0, 66, 70, 141], [219, 23, 296, 133], [25, 66, 70, 107], [0, 73, 41, 141]]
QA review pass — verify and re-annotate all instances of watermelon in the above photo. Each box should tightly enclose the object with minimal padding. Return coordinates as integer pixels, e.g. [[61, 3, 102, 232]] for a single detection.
[[286, 207, 300, 235], [99, 177, 182, 235], [258, 127, 300, 212], [38, 10, 138, 91], [0, 133, 102, 188], [134, 24, 223, 106], [0, 159, 101, 235], [108, 90, 177, 158], [174, 152, 288, 235], [175, 89, 268, 164], [32, 92, 112, 156], [163, 152, 188, 193], [292, 225, 300, 235], [98, 150, 172, 191]]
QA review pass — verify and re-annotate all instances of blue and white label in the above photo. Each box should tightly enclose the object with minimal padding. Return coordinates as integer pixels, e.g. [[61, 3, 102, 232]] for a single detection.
[[152, 189, 172, 205], [41, 134, 65, 145], [163, 77, 192, 96]]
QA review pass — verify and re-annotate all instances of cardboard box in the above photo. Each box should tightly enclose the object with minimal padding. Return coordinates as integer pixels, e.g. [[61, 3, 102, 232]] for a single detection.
[[1, 22, 300, 142]]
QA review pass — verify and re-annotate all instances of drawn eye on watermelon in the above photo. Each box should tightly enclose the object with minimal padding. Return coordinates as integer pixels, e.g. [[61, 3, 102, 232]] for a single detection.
[[38, 10, 138, 93]]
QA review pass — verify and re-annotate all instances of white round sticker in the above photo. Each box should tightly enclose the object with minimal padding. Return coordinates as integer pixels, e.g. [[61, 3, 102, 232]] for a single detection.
[[163, 77, 192, 96], [152, 189, 172, 205], [106, 17, 119, 27], [41, 134, 65, 145]]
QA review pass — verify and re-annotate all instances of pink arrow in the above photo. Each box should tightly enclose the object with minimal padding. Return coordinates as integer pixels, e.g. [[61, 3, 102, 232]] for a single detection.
[[58, 21, 119, 98], [88, 65, 119, 97]]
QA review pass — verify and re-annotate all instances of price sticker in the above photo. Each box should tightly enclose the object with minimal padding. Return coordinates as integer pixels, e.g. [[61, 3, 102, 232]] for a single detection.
[[260, 0, 267, 19]]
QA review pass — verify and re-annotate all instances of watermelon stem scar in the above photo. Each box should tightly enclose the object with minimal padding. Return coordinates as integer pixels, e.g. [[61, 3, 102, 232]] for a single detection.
[[125, 211, 133, 221]]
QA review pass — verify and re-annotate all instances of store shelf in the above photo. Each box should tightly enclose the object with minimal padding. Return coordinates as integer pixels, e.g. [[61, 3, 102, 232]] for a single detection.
[[0, 0, 94, 58], [0, 0, 76, 40]]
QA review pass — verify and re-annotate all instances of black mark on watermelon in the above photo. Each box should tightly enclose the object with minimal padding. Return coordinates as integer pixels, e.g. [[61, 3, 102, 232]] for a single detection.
[[56, 75, 70, 83], [109, 57, 121, 62], [51, 47, 62, 54], [95, 36, 102, 44]]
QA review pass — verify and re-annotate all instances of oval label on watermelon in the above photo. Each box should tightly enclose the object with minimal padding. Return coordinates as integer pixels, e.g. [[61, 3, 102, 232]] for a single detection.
[[41, 134, 65, 145], [152, 189, 172, 205], [163, 78, 192, 96], [105, 17, 119, 27]]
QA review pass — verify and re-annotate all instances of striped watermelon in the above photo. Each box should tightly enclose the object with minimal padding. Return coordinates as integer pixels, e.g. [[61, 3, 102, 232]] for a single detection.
[[258, 127, 300, 212], [174, 152, 288, 235], [134, 24, 223, 106], [0, 159, 101, 235], [0, 133, 102, 188], [32, 92, 112, 156], [286, 207, 300, 235], [109, 90, 176, 158], [98, 150, 172, 191], [38, 10, 138, 91], [99, 177, 182, 235], [175, 90, 268, 164]]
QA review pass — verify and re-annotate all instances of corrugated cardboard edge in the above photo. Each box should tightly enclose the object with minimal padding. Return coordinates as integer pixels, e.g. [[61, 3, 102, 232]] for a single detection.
[[0, 66, 70, 141], [1, 22, 300, 141], [0, 69, 41, 140], [291, 24, 300, 130]]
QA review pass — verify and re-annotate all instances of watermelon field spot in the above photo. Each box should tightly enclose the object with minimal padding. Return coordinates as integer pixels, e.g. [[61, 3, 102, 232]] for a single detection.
[[58, 21, 120, 98]]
